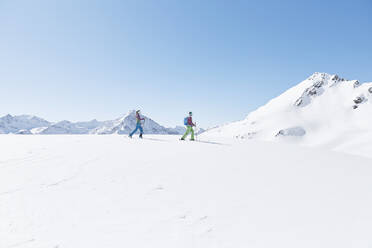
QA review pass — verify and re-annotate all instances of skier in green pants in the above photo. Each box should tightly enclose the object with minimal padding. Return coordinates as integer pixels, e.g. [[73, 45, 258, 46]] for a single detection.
[[181, 112, 196, 141]]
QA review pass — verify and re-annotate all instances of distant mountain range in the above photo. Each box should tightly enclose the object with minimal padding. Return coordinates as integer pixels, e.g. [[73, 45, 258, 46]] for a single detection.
[[0, 110, 187, 135]]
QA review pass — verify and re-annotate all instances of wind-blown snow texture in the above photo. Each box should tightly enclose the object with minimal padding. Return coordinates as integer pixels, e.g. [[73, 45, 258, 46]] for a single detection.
[[202, 72, 372, 158], [1, 135, 372, 248], [0, 111, 184, 135]]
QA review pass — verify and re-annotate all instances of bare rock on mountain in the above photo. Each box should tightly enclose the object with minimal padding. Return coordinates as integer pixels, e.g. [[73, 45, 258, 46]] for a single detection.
[[235, 132, 257, 139], [353, 95, 365, 104], [294, 81, 325, 107], [275, 127, 306, 137], [294, 73, 345, 107]]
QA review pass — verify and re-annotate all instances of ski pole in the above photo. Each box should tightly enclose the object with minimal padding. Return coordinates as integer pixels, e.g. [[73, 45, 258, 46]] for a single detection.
[[195, 123, 198, 141]]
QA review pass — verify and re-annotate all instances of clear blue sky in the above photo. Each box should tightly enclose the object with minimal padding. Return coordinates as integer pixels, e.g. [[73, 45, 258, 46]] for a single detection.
[[1, 0, 371, 128]]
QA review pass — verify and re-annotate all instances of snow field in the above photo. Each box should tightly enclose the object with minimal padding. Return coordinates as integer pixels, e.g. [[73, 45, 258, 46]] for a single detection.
[[1, 135, 372, 247]]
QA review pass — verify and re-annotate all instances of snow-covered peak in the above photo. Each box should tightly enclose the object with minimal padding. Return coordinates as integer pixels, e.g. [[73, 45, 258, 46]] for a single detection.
[[3, 114, 13, 120], [0, 114, 50, 134], [203, 72, 372, 150], [241, 72, 359, 122], [39, 120, 91, 134], [0, 111, 185, 135], [91, 111, 184, 135], [293, 72, 358, 108], [75, 119, 103, 129]]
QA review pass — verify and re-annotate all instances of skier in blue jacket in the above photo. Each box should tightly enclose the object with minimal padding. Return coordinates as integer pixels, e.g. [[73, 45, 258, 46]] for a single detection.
[[129, 110, 145, 138]]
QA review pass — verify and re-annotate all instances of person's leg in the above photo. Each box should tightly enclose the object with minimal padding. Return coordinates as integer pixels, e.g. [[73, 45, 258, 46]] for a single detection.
[[181, 126, 191, 140], [129, 125, 139, 137], [190, 127, 195, 140], [139, 125, 143, 138]]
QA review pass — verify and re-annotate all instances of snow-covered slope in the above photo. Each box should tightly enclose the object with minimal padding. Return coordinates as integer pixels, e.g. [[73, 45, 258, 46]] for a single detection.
[[0, 114, 50, 134], [202, 72, 372, 156], [38, 120, 102, 134], [1, 135, 372, 248], [0, 112, 184, 135]]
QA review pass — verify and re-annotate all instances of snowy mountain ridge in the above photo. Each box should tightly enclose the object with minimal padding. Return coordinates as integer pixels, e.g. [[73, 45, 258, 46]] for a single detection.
[[0, 111, 185, 135], [0, 114, 51, 134], [91, 110, 184, 135], [202, 72, 372, 156]]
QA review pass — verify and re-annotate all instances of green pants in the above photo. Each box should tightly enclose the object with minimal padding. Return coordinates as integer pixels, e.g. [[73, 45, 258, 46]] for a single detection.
[[182, 126, 195, 140]]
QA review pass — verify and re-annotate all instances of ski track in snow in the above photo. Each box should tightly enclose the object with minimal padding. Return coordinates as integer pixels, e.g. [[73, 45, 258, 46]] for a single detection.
[[7, 239, 35, 248], [44, 158, 100, 188], [0, 188, 23, 196], [1, 135, 372, 248]]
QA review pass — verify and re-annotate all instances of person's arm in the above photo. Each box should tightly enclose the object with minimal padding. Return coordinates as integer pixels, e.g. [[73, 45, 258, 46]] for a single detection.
[[137, 113, 145, 121], [190, 117, 196, 126]]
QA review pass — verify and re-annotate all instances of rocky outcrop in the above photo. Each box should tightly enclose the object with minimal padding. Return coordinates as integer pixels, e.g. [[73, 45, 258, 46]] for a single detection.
[[352, 95, 367, 109], [275, 127, 306, 137], [353, 95, 365, 104], [294, 73, 345, 107]]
